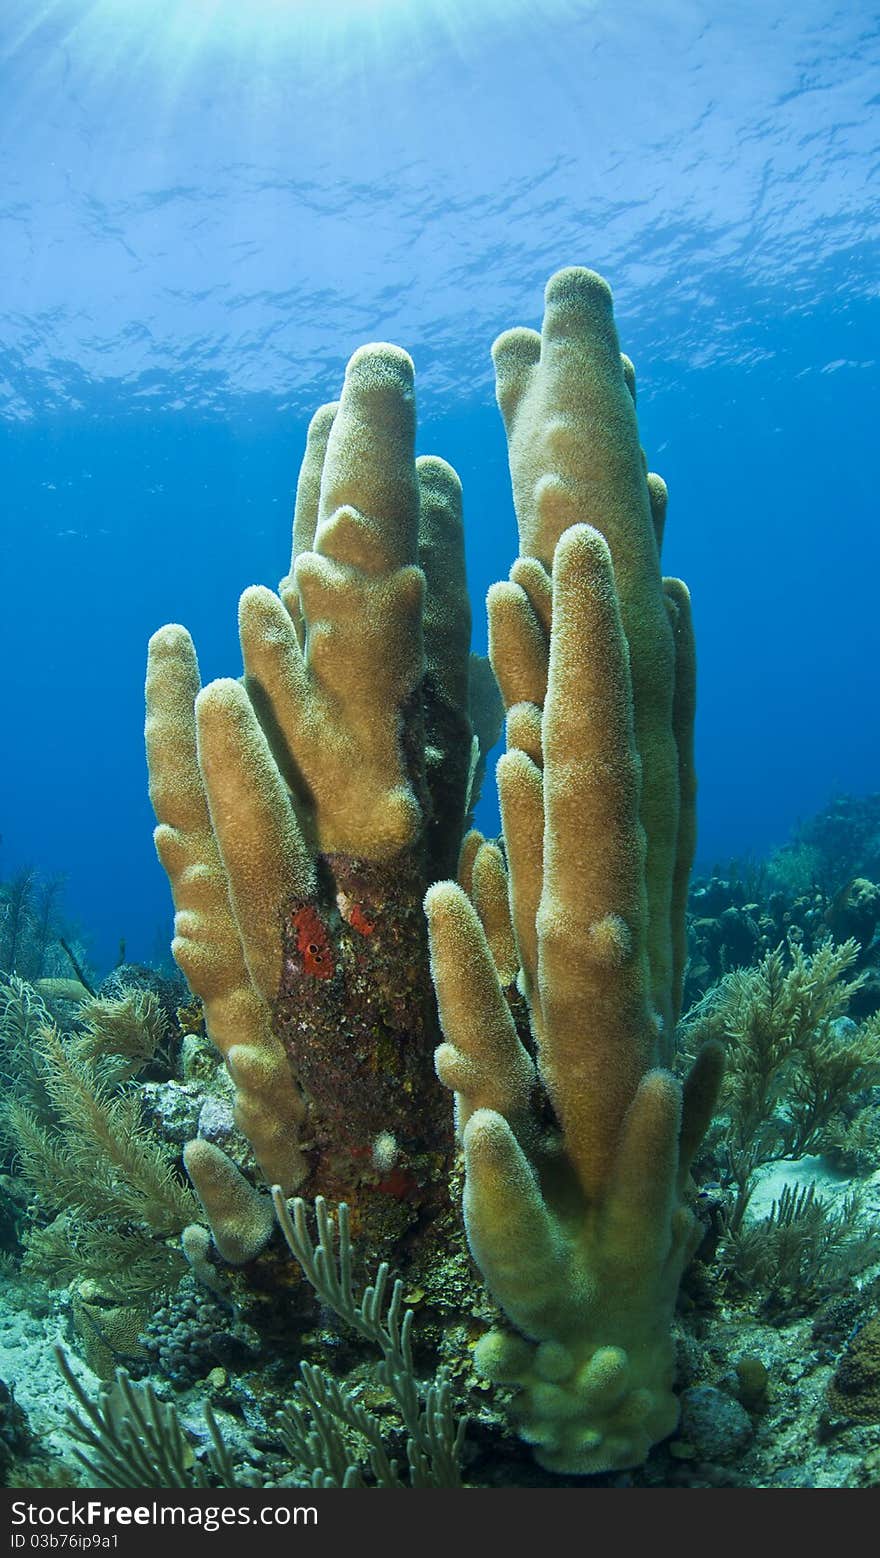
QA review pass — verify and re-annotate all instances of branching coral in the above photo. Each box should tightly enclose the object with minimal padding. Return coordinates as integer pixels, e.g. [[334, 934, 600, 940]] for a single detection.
[[143, 266, 725, 1477], [146, 346, 481, 1264], [682, 937, 880, 1227], [425, 268, 723, 1474], [55, 1195, 464, 1489], [718, 1182, 880, 1317], [71, 990, 171, 1080], [0, 872, 82, 986], [273, 1194, 465, 1488], [2, 1007, 198, 1301], [56, 1346, 237, 1489], [0, 976, 53, 1121]]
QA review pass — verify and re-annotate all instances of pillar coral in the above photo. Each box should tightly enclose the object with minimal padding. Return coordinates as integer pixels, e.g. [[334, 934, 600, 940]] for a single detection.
[[146, 343, 473, 1259], [426, 268, 722, 1474], [146, 266, 722, 1477]]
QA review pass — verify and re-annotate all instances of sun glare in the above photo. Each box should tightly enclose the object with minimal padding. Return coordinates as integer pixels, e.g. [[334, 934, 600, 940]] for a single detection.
[[3, 0, 581, 69], [2, 0, 594, 151]]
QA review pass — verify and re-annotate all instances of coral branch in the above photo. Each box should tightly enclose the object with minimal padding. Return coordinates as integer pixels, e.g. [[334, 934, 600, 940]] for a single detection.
[[426, 268, 720, 1474]]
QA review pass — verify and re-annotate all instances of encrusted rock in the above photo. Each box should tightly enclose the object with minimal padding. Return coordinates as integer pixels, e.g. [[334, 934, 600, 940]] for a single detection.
[[827, 1314, 880, 1423], [676, 1385, 754, 1462]]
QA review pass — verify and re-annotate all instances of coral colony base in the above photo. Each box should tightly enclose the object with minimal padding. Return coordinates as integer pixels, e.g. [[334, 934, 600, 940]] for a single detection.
[[2, 271, 880, 1490]]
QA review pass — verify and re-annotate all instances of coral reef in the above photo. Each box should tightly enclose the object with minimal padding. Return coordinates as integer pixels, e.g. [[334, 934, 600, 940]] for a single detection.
[[6, 268, 880, 1493], [0, 870, 93, 1004], [717, 1182, 880, 1317], [53, 1195, 465, 1490], [771, 793, 880, 896], [682, 938, 880, 1229], [0, 870, 64, 982], [686, 850, 880, 1019]]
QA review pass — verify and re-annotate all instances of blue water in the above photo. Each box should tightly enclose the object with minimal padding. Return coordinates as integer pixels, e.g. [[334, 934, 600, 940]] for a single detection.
[[1, 0, 878, 972]]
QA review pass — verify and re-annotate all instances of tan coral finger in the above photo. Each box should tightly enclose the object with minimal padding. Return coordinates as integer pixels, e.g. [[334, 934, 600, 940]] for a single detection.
[[497, 747, 544, 1004], [316, 344, 420, 571], [195, 678, 314, 1001], [488, 580, 548, 711], [426, 881, 534, 1130], [145, 625, 206, 831], [471, 840, 518, 987]]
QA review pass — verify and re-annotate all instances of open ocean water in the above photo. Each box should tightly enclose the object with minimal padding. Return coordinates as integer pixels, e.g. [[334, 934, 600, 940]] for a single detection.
[[1, 1, 878, 986]]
